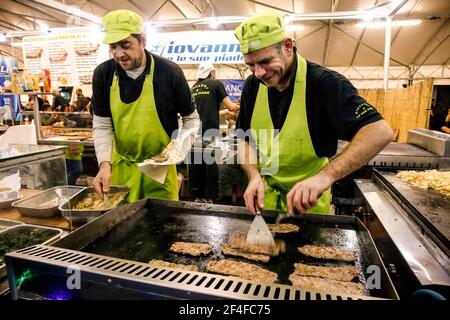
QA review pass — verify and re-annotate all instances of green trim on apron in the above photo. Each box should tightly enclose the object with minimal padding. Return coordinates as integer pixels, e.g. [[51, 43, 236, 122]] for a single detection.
[[250, 54, 330, 214], [109, 56, 178, 202]]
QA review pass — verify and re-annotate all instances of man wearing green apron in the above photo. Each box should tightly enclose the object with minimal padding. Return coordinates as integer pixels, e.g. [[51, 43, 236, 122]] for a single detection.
[[234, 13, 394, 214], [91, 10, 199, 202]]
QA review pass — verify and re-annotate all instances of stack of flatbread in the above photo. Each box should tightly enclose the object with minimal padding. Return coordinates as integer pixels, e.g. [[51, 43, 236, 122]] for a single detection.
[[290, 245, 365, 296]]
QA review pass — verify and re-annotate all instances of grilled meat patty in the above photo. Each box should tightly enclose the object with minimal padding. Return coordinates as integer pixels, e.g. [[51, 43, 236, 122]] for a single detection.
[[268, 223, 300, 233], [293, 263, 359, 282], [221, 244, 270, 263], [170, 242, 213, 256], [207, 259, 278, 284], [298, 245, 357, 262], [289, 274, 366, 296]]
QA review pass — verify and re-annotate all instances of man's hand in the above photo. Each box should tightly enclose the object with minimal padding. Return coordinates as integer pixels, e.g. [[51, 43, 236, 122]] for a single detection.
[[92, 161, 111, 198], [286, 172, 333, 214], [243, 174, 265, 214]]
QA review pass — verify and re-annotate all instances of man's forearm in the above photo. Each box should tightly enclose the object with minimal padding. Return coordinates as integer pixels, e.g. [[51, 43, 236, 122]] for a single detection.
[[93, 115, 114, 165], [322, 120, 394, 182], [238, 140, 260, 179]]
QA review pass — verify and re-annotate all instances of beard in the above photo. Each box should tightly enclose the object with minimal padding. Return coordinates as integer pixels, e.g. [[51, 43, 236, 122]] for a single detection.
[[116, 51, 144, 71]]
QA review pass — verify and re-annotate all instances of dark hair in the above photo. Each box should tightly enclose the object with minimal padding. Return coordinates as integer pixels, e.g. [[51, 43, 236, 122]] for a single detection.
[[271, 41, 284, 53], [131, 34, 142, 42]]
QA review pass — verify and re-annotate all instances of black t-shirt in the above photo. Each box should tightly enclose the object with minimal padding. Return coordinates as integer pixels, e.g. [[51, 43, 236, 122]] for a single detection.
[[92, 50, 195, 137], [191, 78, 227, 134], [236, 55, 383, 158], [52, 95, 67, 111]]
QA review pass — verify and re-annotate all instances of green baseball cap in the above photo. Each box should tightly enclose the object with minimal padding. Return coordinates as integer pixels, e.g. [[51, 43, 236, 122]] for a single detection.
[[102, 10, 143, 44], [234, 12, 287, 54]]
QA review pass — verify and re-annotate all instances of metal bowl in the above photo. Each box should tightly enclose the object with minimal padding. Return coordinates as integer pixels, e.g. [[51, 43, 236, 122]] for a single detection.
[[58, 185, 130, 225], [12, 186, 85, 218], [0, 191, 23, 209]]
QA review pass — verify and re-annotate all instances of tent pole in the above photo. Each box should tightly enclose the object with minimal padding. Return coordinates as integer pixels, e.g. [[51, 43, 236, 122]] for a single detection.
[[383, 17, 392, 91]]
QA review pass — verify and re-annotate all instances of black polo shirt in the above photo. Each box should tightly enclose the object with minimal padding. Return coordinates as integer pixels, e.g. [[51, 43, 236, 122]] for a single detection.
[[91, 50, 195, 137], [236, 54, 383, 158]]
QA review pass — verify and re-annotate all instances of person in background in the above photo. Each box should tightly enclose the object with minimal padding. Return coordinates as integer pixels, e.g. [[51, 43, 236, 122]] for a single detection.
[[65, 145, 84, 185], [52, 88, 68, 111], [234, 12, 394, 215], [429, 99, 448, 132], [91, 9, 199, 202], [75, 88, 89, 111], [440, 107, 450, 134], [189, 62, 239, 203]]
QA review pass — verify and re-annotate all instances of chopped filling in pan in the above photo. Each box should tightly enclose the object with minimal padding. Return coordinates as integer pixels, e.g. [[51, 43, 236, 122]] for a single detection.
[[207, 259, 278, 284], [221, 244, 270, 263], [268, 223, 300, 234], [148, 259, 198, 272], [289, 274, 366, 296], [170, 242, 213, 256], [397, 170, 450, 197], [73, 192, 127, 210], [298, 245, 357, 262], [293, 263, 359, 282]]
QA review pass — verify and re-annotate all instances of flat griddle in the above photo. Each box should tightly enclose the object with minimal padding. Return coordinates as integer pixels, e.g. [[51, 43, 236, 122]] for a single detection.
[[373, 169, 450, 255], [51, 198, 396, 299]]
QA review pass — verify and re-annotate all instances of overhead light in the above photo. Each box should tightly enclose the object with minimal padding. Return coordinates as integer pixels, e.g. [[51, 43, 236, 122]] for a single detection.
[[356, 19, 422, 28], [90, 25, 104, 42], [38, 22, 49, 32], [209, 17, 220, 29], [144, 22, 156, 35], [0, 34, 6, 42]]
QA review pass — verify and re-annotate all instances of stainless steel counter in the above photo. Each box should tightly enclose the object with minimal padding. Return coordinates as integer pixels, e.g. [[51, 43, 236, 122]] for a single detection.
[[337, 141, 450, 169]]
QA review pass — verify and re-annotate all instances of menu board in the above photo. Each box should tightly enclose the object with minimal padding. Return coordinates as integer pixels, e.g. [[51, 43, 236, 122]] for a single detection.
[[22, 33, 109, 87]]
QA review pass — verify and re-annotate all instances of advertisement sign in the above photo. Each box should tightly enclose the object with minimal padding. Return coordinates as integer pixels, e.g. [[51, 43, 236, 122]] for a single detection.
[[220, 79, 244, 101], [147, 31, 244, 65], [0, 55, 18, 74], [22, 33, 109, 87]]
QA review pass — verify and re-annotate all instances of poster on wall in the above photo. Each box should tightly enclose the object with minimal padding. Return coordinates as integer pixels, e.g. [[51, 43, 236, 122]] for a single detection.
[[22, 33, 109, 87], [0, 55, 18, 74], [220, 79, 244, 101], [147, 31, 243, 65]]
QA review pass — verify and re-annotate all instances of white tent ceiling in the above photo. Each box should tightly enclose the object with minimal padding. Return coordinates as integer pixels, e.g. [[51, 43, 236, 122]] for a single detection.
[[0, 0, 449, 85]]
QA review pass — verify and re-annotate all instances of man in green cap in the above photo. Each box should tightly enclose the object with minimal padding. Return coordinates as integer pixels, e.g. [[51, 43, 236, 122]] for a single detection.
[[234, 12, 394, 214], [91, 9, 199, 202]]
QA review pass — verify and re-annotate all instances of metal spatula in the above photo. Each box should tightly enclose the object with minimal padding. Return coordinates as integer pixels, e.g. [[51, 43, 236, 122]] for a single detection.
[[246, 201, 275, 247], [103, 192, 110, 208]]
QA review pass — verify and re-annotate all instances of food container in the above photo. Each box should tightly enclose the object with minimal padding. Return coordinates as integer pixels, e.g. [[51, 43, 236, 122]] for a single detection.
[[0, 218, 24, 232], [0, 190, 23, 209], [0, 224, 63, 278], [12, 186, 85, 218], [58, 185, 130, 225]]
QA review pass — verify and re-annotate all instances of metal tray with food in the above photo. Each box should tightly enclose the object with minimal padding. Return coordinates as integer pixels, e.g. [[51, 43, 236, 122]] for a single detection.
[[0, 190, 23, 209], [58, 185, 129, 225], [12, 186, 85, 218], [0, 219, 24, 232], [0, 224, 63, 278]]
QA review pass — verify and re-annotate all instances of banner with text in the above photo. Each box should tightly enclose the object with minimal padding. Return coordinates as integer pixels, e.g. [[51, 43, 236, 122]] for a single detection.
[[147, 31, 244, 65], [22, 33, 109, 87], [220, 79, 244, 101]]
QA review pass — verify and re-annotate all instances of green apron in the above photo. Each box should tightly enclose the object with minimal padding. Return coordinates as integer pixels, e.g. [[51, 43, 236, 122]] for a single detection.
[[109, 55, 178, 202], [250, 54, 331, 214]]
